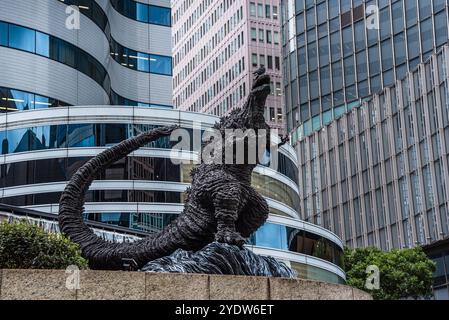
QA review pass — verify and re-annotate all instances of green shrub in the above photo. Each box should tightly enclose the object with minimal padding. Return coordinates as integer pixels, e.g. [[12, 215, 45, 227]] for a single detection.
[[344, 246, 435, 300], [0, 220, 88, 269]]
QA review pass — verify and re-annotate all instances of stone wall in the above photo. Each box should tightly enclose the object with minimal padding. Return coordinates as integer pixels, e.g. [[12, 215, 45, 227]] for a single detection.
[[0, 269, 372, 300]]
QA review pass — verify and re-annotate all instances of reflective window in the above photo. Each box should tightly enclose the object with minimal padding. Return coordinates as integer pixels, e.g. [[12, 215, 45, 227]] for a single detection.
[[110, 37, 172, 75], [381, 39, 393, 70], [3, 126, 66, 154], [1, 20, 172, 109], [136, 2, 149, 23], [342, 26, 353, 57], [0, 21, 7, 46], [110, 0, 171, 26], [392, 1, 404, 34], [150, 54, 173, 76], [421, 18, 434, 54], [394, 33, 406, 65], [407, 25, 420, 58], [1, 191, 182, 207], [0, 87, 70, 113], [354, 21, 365, 52], [252, 172, 300, 212], [1, 20, 110, 93], [249, 222, 344, 268], [110, 91, 172, 109], [58, 0, 110, 38], [149, 5, 171, 26], [35, 32, 50, 57], [252, 223, 288, 250], [250, 2, 256, 17], [435, 11, 449, 47], [8, 24, 35, 52]]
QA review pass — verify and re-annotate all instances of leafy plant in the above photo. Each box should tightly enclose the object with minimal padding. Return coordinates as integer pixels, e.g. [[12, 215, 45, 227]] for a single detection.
[[344, 246, 435, 300], [0, 220, 88, 269]]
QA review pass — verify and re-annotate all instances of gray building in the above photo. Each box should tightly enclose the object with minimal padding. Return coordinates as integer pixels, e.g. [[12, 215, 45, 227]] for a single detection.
[[280, 0, 449, 250], [297, 45, 449, 250]]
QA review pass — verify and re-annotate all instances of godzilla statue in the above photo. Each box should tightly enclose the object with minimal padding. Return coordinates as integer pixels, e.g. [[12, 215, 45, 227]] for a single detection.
[[58, 72, 291, 273]]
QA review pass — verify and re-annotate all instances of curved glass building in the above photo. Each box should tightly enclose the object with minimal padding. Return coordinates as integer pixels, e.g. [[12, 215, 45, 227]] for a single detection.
[[0, 0, 345, 284], [0, 0, 173, 108]]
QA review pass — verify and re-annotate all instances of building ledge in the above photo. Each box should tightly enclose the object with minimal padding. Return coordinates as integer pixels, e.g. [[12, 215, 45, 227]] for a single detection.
[[0, 269, 372, 300]]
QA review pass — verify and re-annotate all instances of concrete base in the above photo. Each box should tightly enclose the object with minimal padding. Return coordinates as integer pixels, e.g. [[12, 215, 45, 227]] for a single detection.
[[0, 269, 372, 300]]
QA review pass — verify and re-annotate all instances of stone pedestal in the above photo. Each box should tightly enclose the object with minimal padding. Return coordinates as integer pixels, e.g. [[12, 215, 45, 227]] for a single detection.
[[0, 269, 372, 300]]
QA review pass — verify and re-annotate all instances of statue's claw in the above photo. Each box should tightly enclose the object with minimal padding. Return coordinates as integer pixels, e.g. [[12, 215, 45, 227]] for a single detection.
[[215, 230, 246, 248]]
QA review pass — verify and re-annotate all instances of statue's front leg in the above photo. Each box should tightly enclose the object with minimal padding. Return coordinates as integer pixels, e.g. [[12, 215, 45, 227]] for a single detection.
[[213, 184, 246, 247]]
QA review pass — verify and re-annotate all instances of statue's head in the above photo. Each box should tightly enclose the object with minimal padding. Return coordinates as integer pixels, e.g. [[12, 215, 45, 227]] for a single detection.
[[247, 74, 271, 118]]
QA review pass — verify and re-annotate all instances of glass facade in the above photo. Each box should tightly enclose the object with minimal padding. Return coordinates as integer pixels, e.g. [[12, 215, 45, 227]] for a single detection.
[[0, 20, 172, 82], [56, 0, 173, 80], [57, 0, 171, 29], [110, 0, 171, 26], [249, 222, 344, 267], [0, 21, 110, 92], [0, 158, 299, 212], [0, 123, 297, 181], [0, 87, 70, 112], [0, 14, 172, 108], [0, 157, 187, 187], [281, 0, 449, 141], [298, 46, 449, 250], [291, 261, 344, 284], [110, 37, 172, 75]]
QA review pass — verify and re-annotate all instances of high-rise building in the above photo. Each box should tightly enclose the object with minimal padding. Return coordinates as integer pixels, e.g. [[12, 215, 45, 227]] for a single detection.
[[172, 0, 285, 130], [281, 0, 449, 299], [281, 0, 449, 143], [0, 0, 346, 283], [280, 0, 449, 248], [298, 45, 449, 250]]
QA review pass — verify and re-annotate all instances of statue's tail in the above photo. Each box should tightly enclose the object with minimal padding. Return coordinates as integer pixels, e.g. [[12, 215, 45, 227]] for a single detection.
[[58, 125, 181, 270]]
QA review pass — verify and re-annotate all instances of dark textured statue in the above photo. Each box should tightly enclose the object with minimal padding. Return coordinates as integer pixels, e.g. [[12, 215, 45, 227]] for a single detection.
[[58, 73, 292, 274]]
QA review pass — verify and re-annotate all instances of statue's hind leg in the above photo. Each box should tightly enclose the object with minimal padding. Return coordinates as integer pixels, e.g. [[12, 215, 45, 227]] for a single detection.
[[213, 182, 247, 247], [236, 186, 269, 238]]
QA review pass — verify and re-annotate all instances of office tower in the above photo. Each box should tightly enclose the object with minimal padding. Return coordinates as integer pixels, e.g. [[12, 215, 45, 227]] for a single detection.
[[172, 0, 285, 130], [281, 0, 449, 142], [298, 44, 449, 250], [281, 0, 449, 298]]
